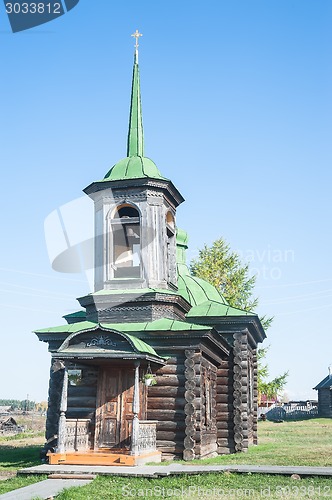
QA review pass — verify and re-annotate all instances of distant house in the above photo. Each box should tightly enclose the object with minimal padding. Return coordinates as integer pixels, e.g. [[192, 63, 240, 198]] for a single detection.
[[314, 369, 332, 418], [0, 406, 11, 414], [0, 416, 20, 434]]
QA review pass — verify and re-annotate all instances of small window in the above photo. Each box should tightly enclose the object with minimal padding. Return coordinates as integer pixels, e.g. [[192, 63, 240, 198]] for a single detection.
[[68, 369, 82, 386], [111, 204, 141, 279], [166, 211, 175, 232]]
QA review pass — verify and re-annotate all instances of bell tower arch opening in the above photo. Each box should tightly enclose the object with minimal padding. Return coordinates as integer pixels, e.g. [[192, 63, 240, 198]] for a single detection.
[[109, 203, 141, 279]]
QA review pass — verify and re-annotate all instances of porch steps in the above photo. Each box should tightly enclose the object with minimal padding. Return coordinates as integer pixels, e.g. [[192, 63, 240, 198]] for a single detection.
[[48, 451, 135, 466], [47, 450, 161, 466]]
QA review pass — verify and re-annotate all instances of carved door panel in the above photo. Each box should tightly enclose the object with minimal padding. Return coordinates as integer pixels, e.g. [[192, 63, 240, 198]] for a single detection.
[[95, 367, 138, 449], [95, 368, 120, 448], [119, 370, 134, 447]]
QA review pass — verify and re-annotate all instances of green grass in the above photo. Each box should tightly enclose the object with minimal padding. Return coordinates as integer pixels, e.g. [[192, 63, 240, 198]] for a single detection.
[[0, 475, 46, 495], [160, 419, 332, 467], [0, 431, 43, 443], [55, 419, 332, 499], [0, 418, 331, 498], [0, 444, 42, 472], [55, 474, 332, 499]]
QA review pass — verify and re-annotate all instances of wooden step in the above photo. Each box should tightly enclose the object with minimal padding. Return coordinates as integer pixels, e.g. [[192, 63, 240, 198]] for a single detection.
[[48, 451, 135, 466]]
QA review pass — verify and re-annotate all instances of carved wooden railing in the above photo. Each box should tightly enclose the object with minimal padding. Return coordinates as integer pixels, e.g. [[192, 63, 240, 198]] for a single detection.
[[64, 419, 91, 452], [137, 420, 158, 453]]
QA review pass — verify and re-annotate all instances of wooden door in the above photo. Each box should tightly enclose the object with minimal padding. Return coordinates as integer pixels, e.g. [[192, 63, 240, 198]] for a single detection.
[[95, 367, 137, 449]]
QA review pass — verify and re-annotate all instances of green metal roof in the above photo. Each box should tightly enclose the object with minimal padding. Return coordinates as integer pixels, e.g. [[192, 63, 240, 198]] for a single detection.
[[176, 229, 228, 307], [103, 155, 166, 181], [63, 311, 86, 320], [124, 333, 158, 356], [37, 321, 159, 357], [101, 51, 166, 182], [127, 52, 144, 157], [35, 318, 209, 336], [186, 300, 255, 318]]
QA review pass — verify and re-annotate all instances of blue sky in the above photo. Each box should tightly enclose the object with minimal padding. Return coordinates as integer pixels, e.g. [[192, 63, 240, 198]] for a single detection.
[[0, 0, 331, 402]]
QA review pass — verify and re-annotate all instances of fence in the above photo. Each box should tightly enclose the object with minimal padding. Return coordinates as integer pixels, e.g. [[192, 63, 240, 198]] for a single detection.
[[264, 405, 318, 421]]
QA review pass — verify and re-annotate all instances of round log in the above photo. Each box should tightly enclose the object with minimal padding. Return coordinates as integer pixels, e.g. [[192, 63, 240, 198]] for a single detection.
[[185, 425, 196, 437], [156, 440, 184, 449], [217, 368, 230, 377], [216, 386, 231, 395], [183, 449, 195, 461], [216, 376, 229, 385], [217, 429, 232, 439], [184, 358, 195, 368], [234, 432, 243, 444], [233, 381, 242, 391], [156, 365, 183, 375], [157, 421, 185, 431], [185, 350, 195, 359], [216, 421, 232, 430], [148, 386, 185, 397], [184, 436, 195, 449], [148, 397, 185, 410], [184, 403, 195, 415], [184, 391, 195, 403], [217, 403, 233, 412], [185, 380, 195, 391], [184, 367, 195, 379], [155, 375, 185, 386], [147, 409, 185, 421], [157, 431, 185, 441], [216, 394, 231, 404]]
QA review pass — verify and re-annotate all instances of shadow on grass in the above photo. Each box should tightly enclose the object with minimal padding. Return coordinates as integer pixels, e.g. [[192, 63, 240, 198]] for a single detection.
[[0, 445, 41, 470]]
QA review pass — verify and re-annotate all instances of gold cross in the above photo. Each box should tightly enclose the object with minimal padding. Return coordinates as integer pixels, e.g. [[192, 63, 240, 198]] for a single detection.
[[131, 29, 143, 50]]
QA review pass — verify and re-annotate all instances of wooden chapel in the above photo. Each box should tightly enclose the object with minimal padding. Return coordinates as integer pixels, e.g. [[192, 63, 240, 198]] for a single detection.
[[35, 34, 266, 466]]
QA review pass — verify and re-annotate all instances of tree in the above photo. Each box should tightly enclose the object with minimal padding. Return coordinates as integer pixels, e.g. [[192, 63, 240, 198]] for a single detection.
[[190, 237, 288, 399], [258, 347, 288, 405], [190, 238, 273, 329]]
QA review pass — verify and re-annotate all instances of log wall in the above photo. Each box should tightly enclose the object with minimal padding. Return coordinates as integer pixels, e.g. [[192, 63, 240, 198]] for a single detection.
[[252, 348, 258, 445], [147, 354, 186, 460], [233, 332, 249, 452], [216, 358, 235, 454], [44, 364, 65, 452], [196, 355, 218, 458], [66, 366, 98, 420], [183, 349, 200, 460]]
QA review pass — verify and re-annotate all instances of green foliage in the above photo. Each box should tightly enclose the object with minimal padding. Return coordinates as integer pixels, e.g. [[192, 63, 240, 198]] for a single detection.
[[258, 346, 288, 402], [0, 399, 35, 411], [143, 374, 157, 386], [190, 238, 273, 330]]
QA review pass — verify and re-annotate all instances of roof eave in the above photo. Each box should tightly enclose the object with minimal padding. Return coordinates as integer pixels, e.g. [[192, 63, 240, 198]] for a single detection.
[[83, 177, 184, 208]]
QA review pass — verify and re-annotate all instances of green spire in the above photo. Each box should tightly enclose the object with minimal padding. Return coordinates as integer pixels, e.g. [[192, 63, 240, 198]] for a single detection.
[[127, 50, 144, 157]]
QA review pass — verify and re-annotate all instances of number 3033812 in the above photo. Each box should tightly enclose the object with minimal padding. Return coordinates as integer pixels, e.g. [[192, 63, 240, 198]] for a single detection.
[[5, 3, 62, 14]]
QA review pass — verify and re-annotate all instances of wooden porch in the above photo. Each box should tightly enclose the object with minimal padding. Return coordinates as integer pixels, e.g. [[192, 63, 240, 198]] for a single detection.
[[47, 360, 161, 466], [47, 417, 161, 466]]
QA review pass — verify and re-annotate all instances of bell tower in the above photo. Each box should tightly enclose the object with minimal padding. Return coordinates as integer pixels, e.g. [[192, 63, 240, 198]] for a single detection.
[[81, 33, 185, 322]]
